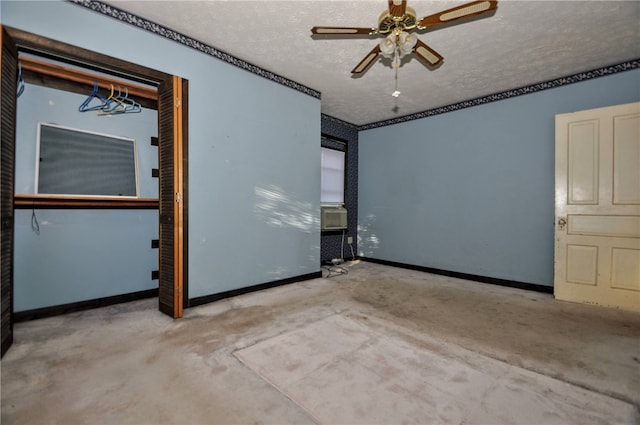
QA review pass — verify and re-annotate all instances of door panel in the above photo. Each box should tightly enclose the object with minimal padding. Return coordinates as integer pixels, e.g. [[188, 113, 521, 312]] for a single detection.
[[568, 215, 639, 238], [1, 26, 17, 357], [157, 75, 185, 318], [567, 120, 599, 204], [555, 102, 640, 311], [611, 248, 640, 290], [613, 114, 640, 204], [565, 244, 598, 285]]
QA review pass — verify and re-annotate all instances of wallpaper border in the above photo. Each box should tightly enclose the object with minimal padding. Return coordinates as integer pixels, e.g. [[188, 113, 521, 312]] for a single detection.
[[70, 0, 321, 99], [359, 59, 640, 130], [321, 113, 359, 131], [70, 1, 637, 130]]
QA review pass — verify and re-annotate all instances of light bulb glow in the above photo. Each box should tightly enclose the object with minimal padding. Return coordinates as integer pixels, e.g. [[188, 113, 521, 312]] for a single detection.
[[398, 32, 417, 57], [379, 33, 397, 58]]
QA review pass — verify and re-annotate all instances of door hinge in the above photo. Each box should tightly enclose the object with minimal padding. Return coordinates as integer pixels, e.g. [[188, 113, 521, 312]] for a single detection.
[[175, 192, 181, 203], [175, 97, 181, 108]]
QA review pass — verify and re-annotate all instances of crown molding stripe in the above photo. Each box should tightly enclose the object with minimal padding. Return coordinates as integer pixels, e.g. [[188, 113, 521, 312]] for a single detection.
[[359, 59, 640, 130], [65, 1, 637, 129], [69, 0, 321, 99]]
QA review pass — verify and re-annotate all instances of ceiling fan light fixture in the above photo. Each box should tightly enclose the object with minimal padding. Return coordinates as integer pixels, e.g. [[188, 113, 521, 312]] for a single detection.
[[379, 33, 397, 58], [398, 31, 417, 57], [379, 30, 417, 59], [311, 0, 498, 75]]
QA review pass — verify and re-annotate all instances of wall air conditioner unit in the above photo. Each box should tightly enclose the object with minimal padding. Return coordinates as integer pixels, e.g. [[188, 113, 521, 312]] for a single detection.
[[321, 206, 347, 231]]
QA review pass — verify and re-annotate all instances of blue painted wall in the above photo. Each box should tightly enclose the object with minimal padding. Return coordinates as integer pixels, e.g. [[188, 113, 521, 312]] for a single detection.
[[3, 0, 321, 307], [358, 70, 640, 286], [13, 83, 159, 311], [14, 209, 159, 311]]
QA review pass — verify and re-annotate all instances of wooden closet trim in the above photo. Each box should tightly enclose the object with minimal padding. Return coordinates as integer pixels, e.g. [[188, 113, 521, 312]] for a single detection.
[[1, 26, 18, 358], [20, 56, 158, 109], [14, 194, 159, 209], [7, 27, 167, 84], [8, 26, 165, 210], [3, 25, 188, 322]]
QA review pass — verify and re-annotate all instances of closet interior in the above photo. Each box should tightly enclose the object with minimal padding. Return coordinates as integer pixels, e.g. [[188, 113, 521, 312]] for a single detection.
[[2, 26, 186, 341]]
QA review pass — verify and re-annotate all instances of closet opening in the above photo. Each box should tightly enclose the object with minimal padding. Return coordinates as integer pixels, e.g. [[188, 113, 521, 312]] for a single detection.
[[1, 25, 188, 357]]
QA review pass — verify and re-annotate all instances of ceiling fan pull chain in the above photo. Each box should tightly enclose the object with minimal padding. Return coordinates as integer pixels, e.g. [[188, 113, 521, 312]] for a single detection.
[[392, 49, 401, 97]]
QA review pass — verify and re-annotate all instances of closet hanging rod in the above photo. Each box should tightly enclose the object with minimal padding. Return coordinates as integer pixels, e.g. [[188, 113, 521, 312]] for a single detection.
[[19, 56, 158, 101]]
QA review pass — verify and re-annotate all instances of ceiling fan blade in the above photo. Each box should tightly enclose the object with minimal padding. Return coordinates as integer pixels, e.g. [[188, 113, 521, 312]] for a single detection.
[[351, 45, 382, 74], [413, 39, 444, 67], [388, 0, 407, 18], [311, 26, 377, 35], [418, 0, 498, 29]]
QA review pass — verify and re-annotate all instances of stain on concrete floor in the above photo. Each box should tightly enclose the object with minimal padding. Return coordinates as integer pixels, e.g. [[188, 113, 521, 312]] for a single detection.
[[2, 261, 639, 424], [235, 312, 636, 424]]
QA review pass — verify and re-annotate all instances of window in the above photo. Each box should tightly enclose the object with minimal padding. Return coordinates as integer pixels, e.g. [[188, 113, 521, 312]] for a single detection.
[[36, 123, 139, 197], [321, 146, 345, 205]]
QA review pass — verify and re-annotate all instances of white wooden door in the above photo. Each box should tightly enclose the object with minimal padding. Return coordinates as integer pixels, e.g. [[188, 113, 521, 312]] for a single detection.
[[555, 102, 640, 311]]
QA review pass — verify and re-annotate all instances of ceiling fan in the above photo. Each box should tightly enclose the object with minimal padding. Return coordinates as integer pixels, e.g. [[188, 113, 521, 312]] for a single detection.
[[311, 0, 498, 75]]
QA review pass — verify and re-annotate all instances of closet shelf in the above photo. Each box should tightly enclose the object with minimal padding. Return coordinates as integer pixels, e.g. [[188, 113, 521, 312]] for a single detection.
[[14, 194, 159, 209], [20, 56, 158, 108]]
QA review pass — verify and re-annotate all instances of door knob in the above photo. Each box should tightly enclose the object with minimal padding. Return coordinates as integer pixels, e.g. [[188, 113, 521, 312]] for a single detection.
[[558, 217, 567, 230]]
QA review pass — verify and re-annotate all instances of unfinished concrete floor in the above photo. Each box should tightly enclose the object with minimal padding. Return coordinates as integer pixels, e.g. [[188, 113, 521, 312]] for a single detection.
[[1, 261, 639, 424]]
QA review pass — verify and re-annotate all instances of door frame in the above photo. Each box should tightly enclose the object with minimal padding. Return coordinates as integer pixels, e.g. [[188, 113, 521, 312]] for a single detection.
[[0, 25, 188, 356]]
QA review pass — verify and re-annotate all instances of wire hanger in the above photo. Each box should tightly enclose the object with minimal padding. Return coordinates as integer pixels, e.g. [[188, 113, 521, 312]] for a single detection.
[[16, 62, 25, 98], [79, 81, 110, 112], [98, 85, 127, 115], [79, 82, 142, 115], [98, 85, 143, 115], [120, 87, 142, 114]]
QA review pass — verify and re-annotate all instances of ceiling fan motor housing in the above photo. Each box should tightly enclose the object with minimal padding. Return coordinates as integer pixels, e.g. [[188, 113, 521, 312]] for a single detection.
[[378, 6, 417, 34]]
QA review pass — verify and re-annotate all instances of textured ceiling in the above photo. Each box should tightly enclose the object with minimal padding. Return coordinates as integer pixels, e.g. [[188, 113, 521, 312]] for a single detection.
[[101, 0, 640, 126]]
